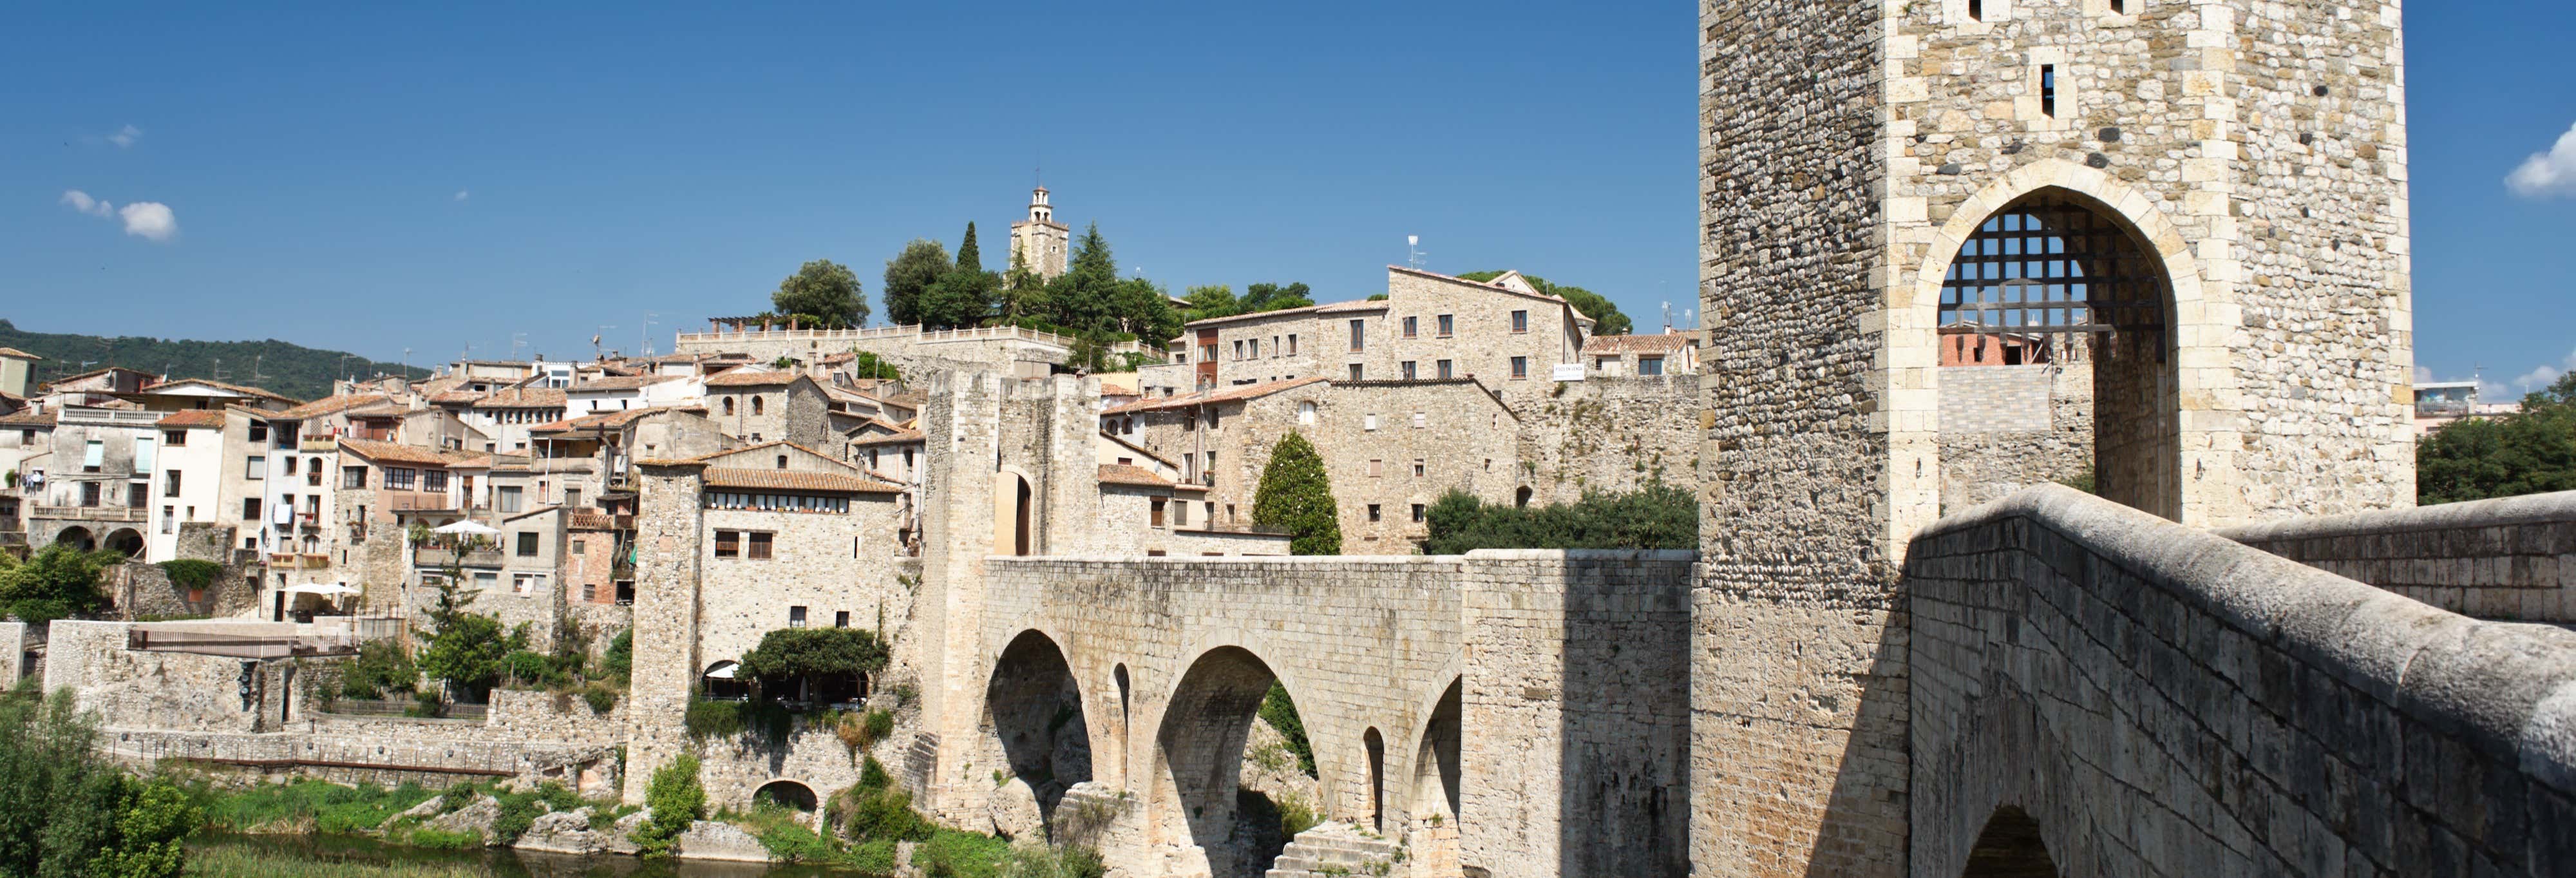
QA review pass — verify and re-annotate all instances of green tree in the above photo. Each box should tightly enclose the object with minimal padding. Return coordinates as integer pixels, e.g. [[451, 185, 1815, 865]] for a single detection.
[[882, 240, 952, 328], [844, 351, 903, 381], [1042, 224, 1122, 336], [1421, 483, 1697, 555], [0, 545, 116, 625], [997, 251, 1050, 325], [2418, 372, 2576, 504], [955, 222, 983, 274], [634, 754, 706, 857], [0, 690, 199, 878], [1252, 432, 1342, 555], [736, 627, 890, 691], [413, 575, 520, 699], [1179, 285, 1240, 324], [920, 266, 1000, 330], [1238, 282, 1315, 314], [772, 260, 869, 329], [1456, 271, 1633, 336]]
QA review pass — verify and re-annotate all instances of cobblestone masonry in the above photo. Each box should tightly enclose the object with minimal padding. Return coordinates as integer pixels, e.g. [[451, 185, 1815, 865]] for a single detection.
[[2221, 489, 2576, 624], [1906, 485, 2575, 877], [1514, 376, 1701, 506]]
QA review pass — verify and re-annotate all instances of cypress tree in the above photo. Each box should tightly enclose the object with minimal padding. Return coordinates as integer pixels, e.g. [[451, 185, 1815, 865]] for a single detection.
[[1252, 432, 1342, 555], [956, 222, 982, 274]]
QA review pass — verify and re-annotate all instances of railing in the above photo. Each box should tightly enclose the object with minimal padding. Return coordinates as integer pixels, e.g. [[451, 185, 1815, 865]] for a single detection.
[[31, 505, 147, 523], [415, 546, 504, 568], [674, 323, 1085, 349], [386, 493, 460, 513], [299, 553, 330, 569], [299, 438, 337, 452], [267, 552, 299, 566], [124, 616, 401, 659], [56, 407, 165, 427]]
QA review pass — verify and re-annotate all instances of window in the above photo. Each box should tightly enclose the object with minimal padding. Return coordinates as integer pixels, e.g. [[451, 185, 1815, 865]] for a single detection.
[[341, 466, 367, 489], [776, 455, 789, 470], [835, 611, 851, 628], [82, 440, 102, 472], [1200, 343, 1218, 363], [1638, 356, 1665, 376], [1369, 459, 1384, 477], [572, 539, 587, 555], [1298, 401, 1317, 425], [723, 397, 735, 415], [1174, 500, 1189, 527], [1286, 334, 1298, 354], [1437, 359, 1454, 379], [424, 470, 448, 491], [789, 606, 808, 627], [1401, 361, 1417, 380], [1511, 356, 1530, 379], [1511, 310, 1528, 333], [1349, 319, 1366, 352], [247, 455, 267, 479], [473, 571, 499, 591], [1151, 498, 1167, 527], [1412, 412, 1426, 429], [388, 468, 419, 490], [128, 482, 148, 508], [1367, 504, 1382, 522], [1968, 0, 1982, 19], [715, 530, 741, 558], [1364, 413, 1379, 431], [1348, 364, 1363, 381], [516, 532, 540, 557], [1412, 503, 1426, 522], [583, 582, 597, 602], [1403, 316, 1419, 339], [752, 396, 764, 415], [284, 456, 298, 475], [166, 470, 183, 495], [1437, 314, 1454, 337], [164, 429, 186, 446], [80, 482, 100, 507], [498, 486, 523, 513], [1413, 459, 1426, 477], [1233, 340, 1245, 361], [248, 423, 268, 443], [2040, 64, 2056, 117], [243, 497, 261, 520], [748, 531, 773, 560], [1249, 339, 1260, 359], [512, 573, 544, 595]]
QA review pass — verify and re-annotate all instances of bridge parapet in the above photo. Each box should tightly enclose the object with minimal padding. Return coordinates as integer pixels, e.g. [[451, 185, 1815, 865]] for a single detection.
[[1906, 485, 2576, 877], [2221, 490, 2576, 624]]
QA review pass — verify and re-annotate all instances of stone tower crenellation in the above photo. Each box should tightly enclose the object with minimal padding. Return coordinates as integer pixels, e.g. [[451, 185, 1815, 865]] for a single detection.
[[1694, 0, 2410, 875]]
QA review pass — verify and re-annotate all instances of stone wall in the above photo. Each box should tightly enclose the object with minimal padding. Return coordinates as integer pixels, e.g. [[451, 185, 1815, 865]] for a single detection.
[[2221, 490, 2576, 624], [694, 494, 907, 665], [1935, 364, 2093, 516], [1513, 376, 1700, 507], [44, 621, 278, 733], [1905, 485, 2574, 877]]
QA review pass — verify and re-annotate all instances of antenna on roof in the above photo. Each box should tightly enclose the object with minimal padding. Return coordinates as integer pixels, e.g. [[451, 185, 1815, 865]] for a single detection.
[[1406, 235, 1424, 271], [1662, 301, 1673, 334], [641, 312, 658, 359]]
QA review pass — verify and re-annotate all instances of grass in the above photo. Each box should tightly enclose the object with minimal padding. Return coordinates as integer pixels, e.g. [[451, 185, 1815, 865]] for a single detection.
[[194, 779, 438, 835], [184, 846, 490, 877]]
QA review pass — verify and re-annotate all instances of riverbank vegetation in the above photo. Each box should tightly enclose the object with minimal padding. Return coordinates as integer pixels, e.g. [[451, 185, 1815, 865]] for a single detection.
[[0, 687, 200, 878]]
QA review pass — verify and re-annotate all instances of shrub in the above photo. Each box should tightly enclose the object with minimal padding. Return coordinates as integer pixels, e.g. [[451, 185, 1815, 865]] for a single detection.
[[1258, 682, 1316, 778], [914, 829, 1010, 878], [1251, 432, 1341, 555], [634, 754, 705, 857], [737, 627, 890, 689], [0, 690, 200, 877], [339, 640, 417, 701], [601, 629, 633, 683], [684, 696, 791, 743], [0, 544, 118, 624], [500, 649, 557, 689], [834, 757, 931, 843], [581, 683, 619, 714], [155, 559, 222, 591], [1419, 482, 1696, 555]]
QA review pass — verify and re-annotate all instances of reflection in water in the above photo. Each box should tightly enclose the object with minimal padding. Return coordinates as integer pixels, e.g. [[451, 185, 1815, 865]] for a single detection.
[[191, 832, 886, 878]]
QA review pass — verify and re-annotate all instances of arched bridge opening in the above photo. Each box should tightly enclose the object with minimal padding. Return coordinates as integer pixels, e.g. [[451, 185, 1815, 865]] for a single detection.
[[981, 629, 1092, 821]]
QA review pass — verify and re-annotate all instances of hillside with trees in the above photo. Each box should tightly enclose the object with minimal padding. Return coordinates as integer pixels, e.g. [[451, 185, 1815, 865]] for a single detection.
[[874, 222, 1180, 372], [0, 318, 426, 401]]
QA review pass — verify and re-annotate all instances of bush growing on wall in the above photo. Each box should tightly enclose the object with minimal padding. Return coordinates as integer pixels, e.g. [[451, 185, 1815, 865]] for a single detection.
[[1252, 432, 1341, 555], [737, 627, 891, 688], [633, 754, 705, 857], [1421, 482, 1697, 555]]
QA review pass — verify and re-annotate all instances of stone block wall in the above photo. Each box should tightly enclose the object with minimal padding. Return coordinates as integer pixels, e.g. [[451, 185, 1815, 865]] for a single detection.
[[1514, 376, 1701, 507], [1905, 485, 2576, 877], [2220, 490, 2576, 624], [1936, 364, 2094, 516]]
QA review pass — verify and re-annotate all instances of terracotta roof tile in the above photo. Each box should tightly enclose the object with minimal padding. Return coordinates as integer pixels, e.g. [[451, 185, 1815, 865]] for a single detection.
[[469, 387, 567, 408], [1313, 299, 1391, 314], [702, 467, 902, 494], [138, 377, 298, 403], [0, 410, 57, 426], [1581, 333, 1694, 354], [1101, 376, 1328, 415], [848, 427, 924, 447], [703, 368, 800, 387], [1097, 463, 1175, 488], [0, 347, 41, 360], [571, 375, 684, 391], [686, 439, 848, 465], [528, 404, 705, 434], [337, 437, 477, 467], [155, 409, 228, 428], [271, 393, 392, 420]]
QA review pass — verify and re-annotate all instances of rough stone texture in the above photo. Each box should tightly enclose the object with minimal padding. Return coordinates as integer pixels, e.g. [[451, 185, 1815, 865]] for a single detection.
[[1513, 376, 1701, 507], [1907, 485, 2575, 877], [1937, 364, 2094, 515], [2221, 489, 2576, 623], [987, 776, 1043, 840], [676, 819, 773, 863], [422, 796, 500, 839], [513, 806, 612, 855]]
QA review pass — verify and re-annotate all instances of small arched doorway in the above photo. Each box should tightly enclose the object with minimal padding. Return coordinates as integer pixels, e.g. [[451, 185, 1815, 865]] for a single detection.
[[753, 779, 818, 812], [1960, 806, 2058, 877], [103, 528, 145, 558], [993, 472, 1034, 556], [701, 660, 749, 701], [1362, 727, 1385, 832]]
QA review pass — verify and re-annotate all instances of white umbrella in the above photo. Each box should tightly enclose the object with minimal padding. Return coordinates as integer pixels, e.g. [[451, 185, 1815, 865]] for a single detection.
[[432, 520, 500, 536]]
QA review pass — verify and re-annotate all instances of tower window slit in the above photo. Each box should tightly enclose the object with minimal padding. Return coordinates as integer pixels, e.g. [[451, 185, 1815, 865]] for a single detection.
[[2040, 65, 2058, 117]]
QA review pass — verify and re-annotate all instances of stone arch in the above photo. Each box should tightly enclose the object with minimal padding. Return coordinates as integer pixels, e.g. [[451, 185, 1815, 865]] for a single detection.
[[981, 629, 1091, 819], [993, 467, 1036, 556], [103, 527, 144, 558], [1410, 676, 1462, 823], [52, 526, 94, 552], [701, 660, 748, 701], [1362, 727, 1386, 832], [1960, 806, 2058, 877], [1892, 160, 2235, 533], [1152, 644, 1298, 878], [753, 778, 819, 812]]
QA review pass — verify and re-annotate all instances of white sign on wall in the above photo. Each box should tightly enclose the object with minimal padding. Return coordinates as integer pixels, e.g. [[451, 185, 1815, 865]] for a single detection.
[[1551, 363, 1587, 382]]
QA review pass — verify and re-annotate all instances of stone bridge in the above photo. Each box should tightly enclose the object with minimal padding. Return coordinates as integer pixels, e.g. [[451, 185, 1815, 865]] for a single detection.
[[917, 550, 1696, 878]]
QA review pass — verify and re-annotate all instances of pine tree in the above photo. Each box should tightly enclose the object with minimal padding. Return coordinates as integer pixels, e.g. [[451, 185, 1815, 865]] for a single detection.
[[1252, 432, 1342, 555], [956, 222, 982, 274]]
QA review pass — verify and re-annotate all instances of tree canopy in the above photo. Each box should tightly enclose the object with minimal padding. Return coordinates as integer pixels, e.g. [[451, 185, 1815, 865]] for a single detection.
[[737, 626, 891, 687], [0, 545, 115, 624], [1421, 482, 1697, 555], [2418, 372, 2576, 504], [0, 690, 200, 878], [414, 574, 522, 697], [1252, 432, 1342, 555], [881, 240, 952, 328], [1176, 282, 1314, 324], [1455, 271, 1632, 336], [772, 260, 869, 329]]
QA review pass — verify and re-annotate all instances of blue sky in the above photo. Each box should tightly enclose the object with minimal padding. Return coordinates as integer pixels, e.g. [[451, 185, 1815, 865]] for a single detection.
[[2, 3, 2569, 398]]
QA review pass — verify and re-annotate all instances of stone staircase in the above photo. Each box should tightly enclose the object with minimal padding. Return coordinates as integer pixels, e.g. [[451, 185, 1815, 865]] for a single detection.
[[1265, 821, 1402, 877]]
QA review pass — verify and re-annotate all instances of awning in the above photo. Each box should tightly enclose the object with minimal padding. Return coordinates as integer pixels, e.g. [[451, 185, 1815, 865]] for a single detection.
[[703, 662, 739, 680], [432, 520, 500, 535], [282, 582, 361, 597]]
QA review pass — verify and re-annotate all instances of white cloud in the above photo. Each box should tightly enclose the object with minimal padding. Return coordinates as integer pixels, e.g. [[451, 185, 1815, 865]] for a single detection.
[[108, 124, 141, 148], [115, 202, 177, 242], [2413, 365, 2432, 384], [453, 189, 469, 202], [58, 189, 111, 217], [2506, 122, 2576, 199]]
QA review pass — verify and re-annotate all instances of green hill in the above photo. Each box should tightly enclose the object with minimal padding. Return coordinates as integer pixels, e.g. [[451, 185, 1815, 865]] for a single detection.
[[0, 319, 429, 403]]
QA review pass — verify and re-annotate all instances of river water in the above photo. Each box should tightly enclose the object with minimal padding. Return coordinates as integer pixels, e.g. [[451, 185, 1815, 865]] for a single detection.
[[191, 832, 889, 877]]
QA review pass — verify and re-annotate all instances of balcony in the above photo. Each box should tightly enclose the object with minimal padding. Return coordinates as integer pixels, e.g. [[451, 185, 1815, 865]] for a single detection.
[[31, 505, 148, 524], [298, 553, 330, 569], [415, 546, 504, 568], [299, 438, 338, 453]]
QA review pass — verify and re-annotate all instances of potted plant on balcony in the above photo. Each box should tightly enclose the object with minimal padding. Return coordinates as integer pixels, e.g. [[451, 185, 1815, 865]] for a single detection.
[[406, 521, 431, 548]]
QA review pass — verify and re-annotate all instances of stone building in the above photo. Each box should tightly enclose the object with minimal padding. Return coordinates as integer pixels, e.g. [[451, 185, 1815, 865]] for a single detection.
[[1580, 330, 1698, 378], [1009, 186, 1071, 280], [701, 368, 832, 448], [1145, 267, 1593, 402], [1694, 0, 2413, 873]]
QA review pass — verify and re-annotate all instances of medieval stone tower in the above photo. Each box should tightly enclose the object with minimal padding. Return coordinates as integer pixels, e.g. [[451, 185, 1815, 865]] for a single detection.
[[1010, 186, 1072, 280], [1694, 1, 2410, 875]]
